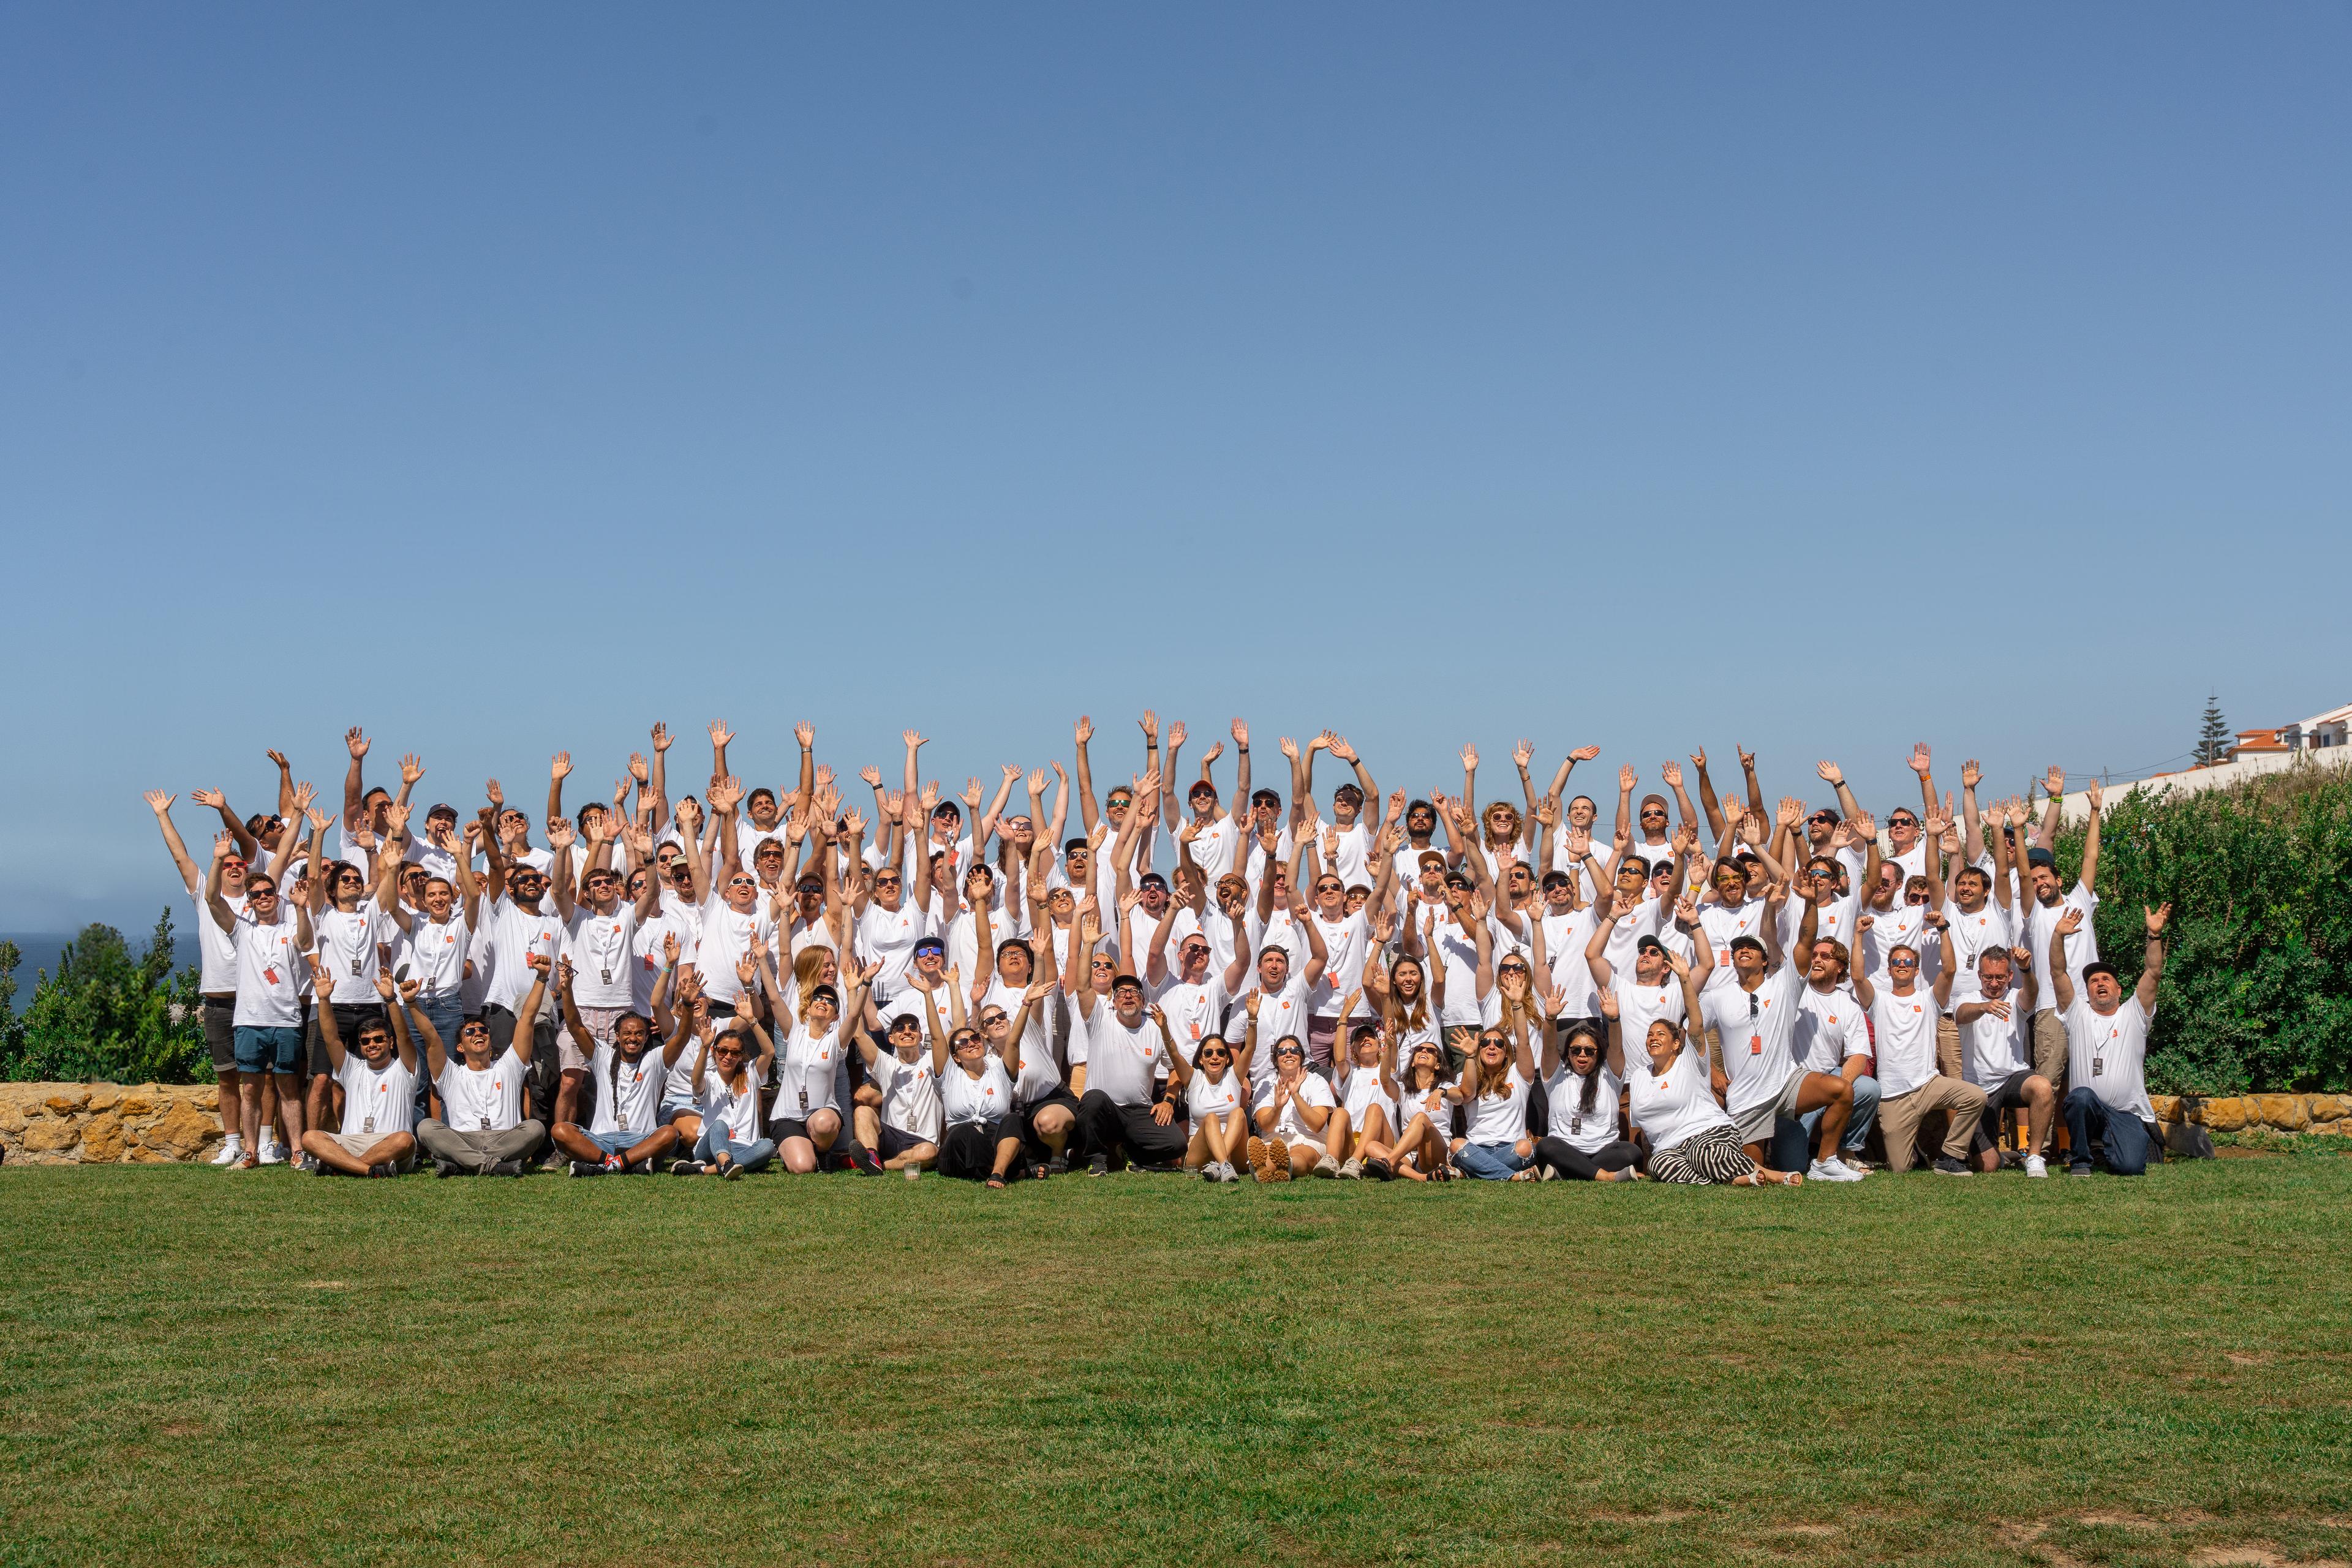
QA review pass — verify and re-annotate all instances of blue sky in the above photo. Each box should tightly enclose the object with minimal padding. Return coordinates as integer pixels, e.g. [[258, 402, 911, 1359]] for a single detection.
[[4, 2, 2347, 935]]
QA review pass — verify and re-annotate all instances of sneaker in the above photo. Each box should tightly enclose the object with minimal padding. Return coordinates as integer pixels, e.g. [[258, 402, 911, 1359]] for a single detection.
[[257, 1142, 287, 1166], [1044, 1153, 1069, 1177], [1245, 1137, 1275, 1182], [567, 1159, 601, 1178], [854, 1145, 884, 1176], [669, 1160, 706, 1176], [1338, 1156, 1365, 1180], [722, 1159, 743, 1182], [1265, 1140, 1294, 1182], [209, 1140, 244, 1167], [2024, 1154, 2049, 1179], [604, 1154, 627, 1174], [489, 1159, 525, 1178], [2068, 1162, 2095, 1177], [1087, 1154, 1109, 1177], [1814, 1156, 1867, 1183], [1536, 1164, 1558, 1182], [309, 1158, 332, 1177], [1200, 1161, 1223, 1183], [367, 1163, 394, 1178], [434, 1160, 460, 1178], [238, 1150, 259, 1170], [1311, 1153, 1340, 1178], [1932, 1156, 1973, 1175]]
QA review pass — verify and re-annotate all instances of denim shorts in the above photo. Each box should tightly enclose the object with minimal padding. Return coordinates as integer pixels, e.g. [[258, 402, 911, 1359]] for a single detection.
[[233, 1025, 306, 1074], [582, 1129, 639, 1156]]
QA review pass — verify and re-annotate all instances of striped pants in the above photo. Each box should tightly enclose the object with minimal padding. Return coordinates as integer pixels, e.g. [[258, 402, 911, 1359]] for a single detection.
[[1648, 1125, 1757, 1185]]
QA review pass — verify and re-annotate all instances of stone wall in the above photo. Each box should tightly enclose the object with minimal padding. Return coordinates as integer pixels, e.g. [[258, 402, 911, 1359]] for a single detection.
[[2149, 1094, 2350, 1136], [0, 1084, 226, 1166]]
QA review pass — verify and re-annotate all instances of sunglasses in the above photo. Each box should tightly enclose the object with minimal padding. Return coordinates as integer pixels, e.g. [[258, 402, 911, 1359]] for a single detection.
[[980, 1012, 1009, 1027], [1888, 957, 1919, 969], [1566, 1043, 1600, 1056], [873, 876, 902, 888]]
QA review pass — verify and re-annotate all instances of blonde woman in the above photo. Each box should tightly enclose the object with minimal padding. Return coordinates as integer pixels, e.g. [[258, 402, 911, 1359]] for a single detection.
[[1446, 968, 1540, 1179], [1389, 1039, 1453, 1181]]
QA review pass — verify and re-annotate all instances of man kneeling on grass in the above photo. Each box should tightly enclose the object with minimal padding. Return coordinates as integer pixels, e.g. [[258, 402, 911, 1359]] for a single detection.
[[2048, 903, 2171, 1178], [549, 954, 685, 1175], [415, 952, 550, 1177], [300, 967, 421, 1177]]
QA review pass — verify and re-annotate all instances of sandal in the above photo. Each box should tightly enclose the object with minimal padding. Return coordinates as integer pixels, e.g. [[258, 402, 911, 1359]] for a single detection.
[[986, 1173, 1007, 1189]]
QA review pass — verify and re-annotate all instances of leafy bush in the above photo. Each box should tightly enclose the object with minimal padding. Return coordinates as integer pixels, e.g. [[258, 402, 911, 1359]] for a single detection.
[[2052, 762, 2352, 1095], [0, 910, 212, 1084]]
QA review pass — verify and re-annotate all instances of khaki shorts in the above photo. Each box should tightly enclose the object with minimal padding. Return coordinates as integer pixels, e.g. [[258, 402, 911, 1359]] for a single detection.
[[1729, 1070, 1805, 1147], [329, 1131, 417, 1172]]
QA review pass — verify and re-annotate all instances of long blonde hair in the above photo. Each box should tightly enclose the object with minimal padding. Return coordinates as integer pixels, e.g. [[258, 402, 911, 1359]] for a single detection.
[[793, 946, 835, 1020]]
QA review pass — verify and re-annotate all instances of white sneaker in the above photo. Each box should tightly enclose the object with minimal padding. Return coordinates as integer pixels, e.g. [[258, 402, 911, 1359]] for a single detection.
[[257, 1142, 287, 1166], [1808, 1158, 1864, 1183], [2024, 1154, 2048, 1179], [209, 1140, 244, 1167], [1312, 1153, 1341, 1177], [1339, 1156, 1365, 1180], [1822, 1156, 1868, 1182]]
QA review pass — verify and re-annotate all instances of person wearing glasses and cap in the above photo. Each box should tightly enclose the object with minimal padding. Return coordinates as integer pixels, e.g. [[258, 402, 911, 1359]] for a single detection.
[[1698, 883, 1858, 1178], [1852, 914, 1986, 1173], [2022, 778, 2106, 1096]]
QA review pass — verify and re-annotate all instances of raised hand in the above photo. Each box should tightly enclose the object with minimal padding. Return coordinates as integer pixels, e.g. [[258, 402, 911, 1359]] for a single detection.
[[145, 789, 176, 816], [814, 764, 835, 790], [1027, 768, 1047, 794], [1328, 735, 1358, 763], [265, 748, 289, 771], [486, 778, 505, 807], [650, 722, 673, 753], [290, 780, 318, 814], [548, 819, 576, 852], [628, 752, 650, 784], [1849, 812, 1877, 843], [393, 753, 424, 787], [1687, 746, 1706, 771], [1618, 763, 1637, 791], [1117, 888, 1144, 918], [385, 802, 412, 837], [190, 788, 228, 809], [1776, 796, 1803, 829], [1815, 761, 1844, 786], [1278, 736, 1300, 761], [1230, 717, 1249, 747], [962, 778, 984, 810], [551, 750, 572, 781], [795, 721, 815, 748], [1909, 742, 1932, 777], [1460, 744, 1479, 772], [1736, 745, 1757, 772], [1139, 710, 1159, 743], [1198, 741, 1224, 769], [211, 831, 235, 861], [1166, 721, 1188, 750], [305, 805, 333, 834], [1961, 758, 1982, 790], [1660, 761, 1684, 789], [1566, 826, 1592, 860], [1512, 738, 1534, 769], [1073, 715, 1093, 745], [2086, 780, 2105, 812], [346, 727, 369, 760], [1000, 763, 1023, 785], [1535, 795, 1560, 827], [2046, 765, 2066, 796], [2055, 907, 2083, 937], [2145, 902, 2171, 938], [709, 720, 734, 748]]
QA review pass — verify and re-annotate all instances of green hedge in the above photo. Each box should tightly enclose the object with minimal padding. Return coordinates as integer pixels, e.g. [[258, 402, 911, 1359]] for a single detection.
[[2052, 763, 2352, 1096], [0, 911, 212, 1084]]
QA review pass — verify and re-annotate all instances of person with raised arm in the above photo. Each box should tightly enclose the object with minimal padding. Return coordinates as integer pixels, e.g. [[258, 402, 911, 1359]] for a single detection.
[[764, 950, 878, 1175], [680, 1000, 777, 1180], [473, 785, 569, 1148], [1700, 876, 1861, 1178], [302, 805, 404, 1159], [2048, 902, 2169, 1177], [1850, 913, 1987, 1174], [921, 972, 1043, 1186], [1616, 949, 1795, 1185], [149, 789, 259, 1164], [1181, 991, 1257, 1183], [554, 810, 662, 1133], [1445, 975, 1542, 1180], [1297, 818, 1393, 1070], [1942, 921, 2052, 1176], [206, 796, 318, 1169], [416, 951, 548, 1176], [2023, 777, 2105, 1098], [548, 951, 684, 1176], [1329, 998, 1399, 1180], [1068, 920, 1189, 1175], [1219, 834, 1330, 1094], [298, 968, 421, 1177]]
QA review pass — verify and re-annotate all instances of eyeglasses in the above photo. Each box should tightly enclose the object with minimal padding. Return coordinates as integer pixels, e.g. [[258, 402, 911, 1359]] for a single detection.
[[980, 1012, 1008, 1027], [1809, 813, 1837, 825], [1640, 809, 1667, 819], [727, 876, 756, 889], [1887, 957, 1919, 970], [873, 876, 902, 889], [1888, 816, 1918, 829]]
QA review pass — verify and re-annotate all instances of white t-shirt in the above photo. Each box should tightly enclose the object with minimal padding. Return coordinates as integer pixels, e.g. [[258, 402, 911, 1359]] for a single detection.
[[587, 1042, 669, 1137], [1263, 1071, 1337, 1141], [1224, 974, 1314, 1093], [314, 900, 394, 1006], [230, 907, 306, 1028], [336, 1053, 417, 1137], [195, 891, 246, 994], [1792, 984, 1869, 1076], [628, 909, 691, 1017], [854, 899, 930, 1001], [1306, 909, 1373, 1019], [481, 895, 563, 1014], [772, 1024, 844, 1121], [1960, 997, 2033, 1087], [1075, 1001, 1167, 1106], [1702, 963, 1804, 1118], [1855, 903, 1932, 991], [701, 1060, 767, 1143], [2026, 881, 2102, 1005], [866, 1049, 944, 1139], [1333, 1060, 1393, 1129], [1453, 1063, 1531, 1146], [939, 1057, 1014, 1128], [1153, 973, 1231, 1058], [1942, 902, 2015, 1009], [1538, 907, 1602, 1018], [1426, 913, 1488, 1027], [1627, 1042, 1734, 1152], [1868, 985, 1942, 1099], [392, 910, 470, 1003], [1545, 1063, 1623, 1154], [564, 903, 639, 1011], [2065, 995, 2153, 1120], [1187, 1067, 1249, 1122], [696, 893, 777, 1011], [1696, 899, 1768, 993], [1611, 979, 1686, 1054], [437, 1048, 529, 1133]]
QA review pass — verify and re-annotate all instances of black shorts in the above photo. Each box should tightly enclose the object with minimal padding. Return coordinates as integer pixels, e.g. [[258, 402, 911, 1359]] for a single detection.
[[202, 995, 238, 1071], [876, 1123, 933, 1159], [1973, 1068, 2037, 1154], [308, 1001, 387, 1076]]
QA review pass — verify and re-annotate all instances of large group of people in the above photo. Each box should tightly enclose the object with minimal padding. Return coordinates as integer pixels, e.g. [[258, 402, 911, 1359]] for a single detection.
[[141, 717, 2173, 1188]]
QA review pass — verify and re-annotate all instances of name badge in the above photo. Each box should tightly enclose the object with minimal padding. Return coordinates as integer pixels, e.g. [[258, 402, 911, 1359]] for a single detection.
[[478, 1115, 491, 1130], [797, 1089, 809, 1114], [350, 960, 363, 978], [2092, 1058, 2105, 1077], [1749, 1036, 1762, 1055], [601, 968, 612, 986], [1570, 1115, 1584, 1135], [362, 1115, 375, 1133]]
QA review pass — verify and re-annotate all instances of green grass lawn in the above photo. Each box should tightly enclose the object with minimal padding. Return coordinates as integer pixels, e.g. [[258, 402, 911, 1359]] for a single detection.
[[6, 1156, 2351, 1568]]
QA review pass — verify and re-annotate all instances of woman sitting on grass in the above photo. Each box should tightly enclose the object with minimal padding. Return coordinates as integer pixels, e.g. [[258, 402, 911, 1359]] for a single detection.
[[1246, 1030, 1346, 1182], [1531, 1019, 1642, 1182], [767, 951, 880, 1174], [678, 980, 777, 1178], [1329, 997, 1400, 1180], [1447, 975, 1541, 1180], [1614, 948, 1800, 1187], [1180, 998, 1254, 1183], [1389, 1039, 1453, 1181], [918, 970, 1047, 1186]]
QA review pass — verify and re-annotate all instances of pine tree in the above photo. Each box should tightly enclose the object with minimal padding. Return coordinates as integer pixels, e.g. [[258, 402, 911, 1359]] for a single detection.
[[2195, 693, 2231, 768]]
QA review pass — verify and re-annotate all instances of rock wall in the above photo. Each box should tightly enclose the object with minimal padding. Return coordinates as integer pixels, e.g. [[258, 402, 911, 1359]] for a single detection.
[[2149, 1094, 2350, 1136], [0, 1084, 227, 1166]]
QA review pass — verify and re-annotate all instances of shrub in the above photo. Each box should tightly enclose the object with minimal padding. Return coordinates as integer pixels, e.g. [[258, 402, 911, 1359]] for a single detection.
[[2051, 762, 2352, 1095], [0, 910, 212, 1084]]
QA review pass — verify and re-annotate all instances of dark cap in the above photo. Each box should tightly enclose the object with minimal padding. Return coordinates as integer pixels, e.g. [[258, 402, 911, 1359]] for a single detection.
[[1110, 973, 1145, 995], [2026, 848, 2057, 869]]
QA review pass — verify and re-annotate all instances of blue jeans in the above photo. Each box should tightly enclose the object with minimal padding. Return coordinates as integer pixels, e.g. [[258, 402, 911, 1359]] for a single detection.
[[1797, 1073, 1879, 1158], [694, 1123, 776, 1173], [413, 998, 463, 1118], [2064, 1087, 2157, 1175], [1454, 1140, 1531, 1180]]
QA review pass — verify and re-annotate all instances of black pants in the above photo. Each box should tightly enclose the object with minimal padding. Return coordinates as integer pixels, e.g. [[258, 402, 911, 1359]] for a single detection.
[[939, 1119, 1022, 1181], [1075, 1090, 1189, 1167], [1533, 1136, 1644, 1180], [483, 1005, 562, 1129], [1525, 1076, 1550, 1137]]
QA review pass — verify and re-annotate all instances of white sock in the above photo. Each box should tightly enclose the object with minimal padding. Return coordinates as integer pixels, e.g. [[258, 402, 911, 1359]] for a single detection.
[[223, 1135, 245, 1152]]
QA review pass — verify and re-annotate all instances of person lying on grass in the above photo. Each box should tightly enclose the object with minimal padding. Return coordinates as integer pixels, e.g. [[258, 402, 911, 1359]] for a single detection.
[[300, 967, 421, 1177], [549, 953, 685, 1175]]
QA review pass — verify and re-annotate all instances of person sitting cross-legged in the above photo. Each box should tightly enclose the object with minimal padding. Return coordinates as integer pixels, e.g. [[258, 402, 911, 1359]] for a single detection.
[[415, 953, 549, 1177], [300, 967, 423, 1177]]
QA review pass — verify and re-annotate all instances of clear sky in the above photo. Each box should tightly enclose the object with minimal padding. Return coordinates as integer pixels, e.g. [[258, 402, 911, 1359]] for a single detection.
[[4, 3, 2347, 935]]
